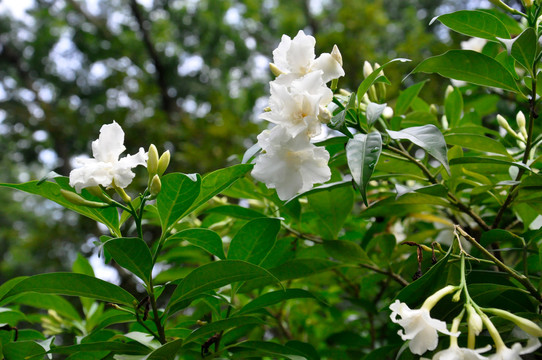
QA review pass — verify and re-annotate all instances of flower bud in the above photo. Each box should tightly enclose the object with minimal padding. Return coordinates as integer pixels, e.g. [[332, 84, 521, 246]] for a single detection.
[[269, 63, 283, 77], [523, 0, 533, 7], [485, 307, 542, 337], [150, 175, 161, 197], [452, 288, 462, 302], [61, 189, 108, 208], [497, 114, 524, 141], [441, 115, 449, 130], [115, 186, 132, 203], [421, 285, 458, 311], [86, 186, 114, 204], [445, 85, 454, 99], [318, 105, 332, 124], [363, 61, 373, 78], [147, 144, 159, 176], [157, 150, 171, 176], [331, 45, 343, 66], [516, 111, 528, 140], [429, 104, 438, 116], [466, 304, 483, 335], [382, 106, 394, 119]]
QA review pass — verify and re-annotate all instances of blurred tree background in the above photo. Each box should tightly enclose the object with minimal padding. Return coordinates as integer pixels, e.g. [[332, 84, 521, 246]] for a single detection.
[[0, 0, 491, 283]]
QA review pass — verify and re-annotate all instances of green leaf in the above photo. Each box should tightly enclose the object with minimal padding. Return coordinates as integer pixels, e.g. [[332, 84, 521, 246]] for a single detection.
[[48, 342, 149, 355], [450, 157, 531, 172], [166, 228, 226, 260], [445, 134, 511, 157], [156, 173, 201, 232], [0, 273, 136, 306], [238, 289, 325, 315], [412, 50, 520, 93], [445, 87, 463, 128], [433, 10, 510, 40], [168, 260, 280, 308], [480, 229, 524, 248], [183, 164, 254, 216], [366, 102, 387, 127], [0, 177, 120, 236], [511, 28, 537, 75], [307, 185, 354, 239], [346, 132, 382, 206], [395, 81, 427, 115], [228, 218, 280, 265], [146, 339, 184, 360], [387, 125, 450, 174], [184, 316, 264, 344], [357, 58, 411, 100], [103, 237, 153, 285], [232, 341, 308, 360], [72, 253, 95, 277], [3, 341, 46, 359], [323, 240, 372, 265], [402, 111, 440, 128], [395, 184, 448, 198], [11, 293, 81, 321], [204, 205, 265, 220]]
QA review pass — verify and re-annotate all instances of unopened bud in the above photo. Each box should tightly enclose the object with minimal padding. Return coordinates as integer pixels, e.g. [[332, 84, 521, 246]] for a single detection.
[[147, 144, 159, 176], [441, 115, 449, 130], [86, 186, 114, 204], [114, 187, 132, 203], [485, 307, 542, 337], [157, 150, 171, 176], [368, 85, 378, 103], [363, 61, 373, 78], [452, 289, 462, 302], [523, 0, 533, 7], [382, 106, 394, 119], [516, 111, 528, 140], [497, 114, 524, 141], [445, 85, 454, 99], [150, 175, 161, 197], [331, 45, 343, 66], [269, 63, 283, 77], [318, 106, 332, 124], [421, 285, 458, 311], [61, 189, 108, 208], [466, 304, 483, 335], [429, 104, 438, 116]]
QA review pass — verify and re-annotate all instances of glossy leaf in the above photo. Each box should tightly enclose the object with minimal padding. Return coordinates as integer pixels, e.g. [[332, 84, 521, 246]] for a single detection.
[[156, 173, 201, 231], [366, 102, 387, 127], [146, 339, 184, 360], [168, 260, 280, 308], [511, 28, 537, 74], [238, 289, 325, 315], [48, 342, 149, 354], [387, 125, 450, 174], [395, 81, 427, 115], [183, 164, 254, 216], [3, 342, 46, 359], [233, 341, 308, 360], [166, 228, 226, 260], [412, 50, 520, 93], [433, 10, 510, 40], [445, 134, 510, 157], [450, 157, 531, 172], [307, 185, 354, 239], [205, 205, 265, 220], [103, 237, 153, 285], [0, 273, 136, 306], [0, 177, 120, 235], [444, 87, 463, 128], [228, 218, 280, 265], [346, 132, 382, 206], [11, 293, 81, 321], [323, 240, 372, 265], [357, 58, 410, 101]]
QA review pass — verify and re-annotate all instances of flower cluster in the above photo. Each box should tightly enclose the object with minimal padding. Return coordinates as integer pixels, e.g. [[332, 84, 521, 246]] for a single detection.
[[390, 285, 542, 359], [251, 30, 344, 200]]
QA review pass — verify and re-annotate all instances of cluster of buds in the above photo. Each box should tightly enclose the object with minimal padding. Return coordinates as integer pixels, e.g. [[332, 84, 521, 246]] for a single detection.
[[390, 285, 542, 359], [146, 144, 170, 199], [363, 61, 387, 103], [497, 112, 528, 148]]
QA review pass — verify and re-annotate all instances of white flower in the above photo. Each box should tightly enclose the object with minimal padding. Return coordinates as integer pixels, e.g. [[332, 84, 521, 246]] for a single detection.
[[460, 37, 487, 53], [433, 344, 491, 360], [251, 126, 331, 200], [261, 72, 332, 137], [69, 121, 148, 193], [272, 30, 344, 83], [489, 336, 541, 360], [389, 299, 460, 355]]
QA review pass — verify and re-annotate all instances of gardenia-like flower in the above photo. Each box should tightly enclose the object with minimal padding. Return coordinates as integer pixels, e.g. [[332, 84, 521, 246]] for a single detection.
[[430, 345, 491, 360], [251, 126, 331, 200], [272, 30, 345, 83], [489, 336, 541, 360], [69, 121, 148, 193], [390, 299, 460, 355]]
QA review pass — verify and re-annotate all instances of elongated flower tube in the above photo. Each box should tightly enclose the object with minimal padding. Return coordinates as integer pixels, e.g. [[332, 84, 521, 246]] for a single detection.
[[69, 121, 148, 193]]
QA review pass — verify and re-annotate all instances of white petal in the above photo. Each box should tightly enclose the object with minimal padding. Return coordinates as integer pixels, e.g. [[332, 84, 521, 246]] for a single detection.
[[312, 53, 345, 83], [92, 121, 126, 163]]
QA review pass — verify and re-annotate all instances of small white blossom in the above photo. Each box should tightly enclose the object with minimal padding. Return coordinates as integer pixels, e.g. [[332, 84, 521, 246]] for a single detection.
[[432, 344, 491, 360], [389, 299, 460, 355], [251, 126, 331, 200], [272, 30, 344, 83], [489, 336, 541, 360], [69, 121, 147, 193]]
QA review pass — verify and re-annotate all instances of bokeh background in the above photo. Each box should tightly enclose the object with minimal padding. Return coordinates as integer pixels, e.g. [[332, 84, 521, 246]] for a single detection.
[[0, 0, 509, 285]]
